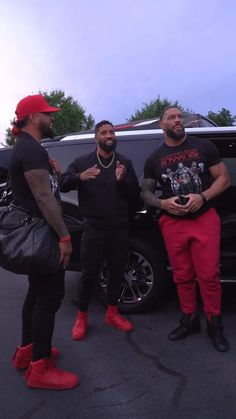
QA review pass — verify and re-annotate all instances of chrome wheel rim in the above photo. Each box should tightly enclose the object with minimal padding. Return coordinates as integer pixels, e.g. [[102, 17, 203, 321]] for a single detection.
[[100, 250, 155, 306]]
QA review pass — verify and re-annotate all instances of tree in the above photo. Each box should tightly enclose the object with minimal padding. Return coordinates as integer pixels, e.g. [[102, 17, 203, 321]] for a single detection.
[[4, 89, 95, 146], [4, 127, 15, 147], [128, 95, 185, 121], [42, 90, 95, 135], [207, 108, 236, 126]]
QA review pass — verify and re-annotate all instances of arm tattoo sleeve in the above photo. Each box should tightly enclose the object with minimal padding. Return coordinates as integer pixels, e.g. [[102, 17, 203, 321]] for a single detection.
[[25, 169, 69, 238], [141, 178, 162, 208]]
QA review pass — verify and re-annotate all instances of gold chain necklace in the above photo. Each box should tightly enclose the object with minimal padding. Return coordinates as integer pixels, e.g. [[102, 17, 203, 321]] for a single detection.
[[96, 151, 115, 169]]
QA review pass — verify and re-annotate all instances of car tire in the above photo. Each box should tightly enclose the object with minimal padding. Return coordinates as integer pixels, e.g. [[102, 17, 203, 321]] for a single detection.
[[95, 236, 168, 314]]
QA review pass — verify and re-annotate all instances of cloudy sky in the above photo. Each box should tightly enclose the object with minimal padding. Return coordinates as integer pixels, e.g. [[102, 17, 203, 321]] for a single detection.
[[0, 0, 235, 139]]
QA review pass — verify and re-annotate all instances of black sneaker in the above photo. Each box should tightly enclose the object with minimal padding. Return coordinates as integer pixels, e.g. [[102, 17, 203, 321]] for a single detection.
[[207, 316, 229, 352], [168, 314, 201, 341]]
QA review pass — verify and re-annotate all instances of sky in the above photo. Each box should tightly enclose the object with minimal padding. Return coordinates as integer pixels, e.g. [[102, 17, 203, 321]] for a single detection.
[[0, 0, 236, 140]]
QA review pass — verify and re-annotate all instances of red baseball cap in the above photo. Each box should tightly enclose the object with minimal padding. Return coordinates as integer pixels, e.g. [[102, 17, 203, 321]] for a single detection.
[[15, 94, 60, 121]]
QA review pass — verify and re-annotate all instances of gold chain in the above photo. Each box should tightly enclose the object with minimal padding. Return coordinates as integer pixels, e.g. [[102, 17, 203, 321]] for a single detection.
[[96, 152, 115, 169]]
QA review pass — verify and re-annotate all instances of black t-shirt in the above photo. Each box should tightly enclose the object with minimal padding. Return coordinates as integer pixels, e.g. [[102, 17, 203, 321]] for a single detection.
[[143, 136, 221, 218], [9, 132, 60, 215]]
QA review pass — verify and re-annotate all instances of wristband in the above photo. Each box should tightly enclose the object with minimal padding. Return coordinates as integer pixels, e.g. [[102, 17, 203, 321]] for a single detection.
[[59, 235, 71, 243], [200, 192, 207, 203]]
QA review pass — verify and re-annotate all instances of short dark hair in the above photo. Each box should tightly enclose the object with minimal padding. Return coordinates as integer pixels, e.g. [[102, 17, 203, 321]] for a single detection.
[[160, 105, 182, 121], [95, 120, 114, 134]]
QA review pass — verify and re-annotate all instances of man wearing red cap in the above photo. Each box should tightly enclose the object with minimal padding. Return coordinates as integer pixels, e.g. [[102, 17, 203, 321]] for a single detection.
[[9, 95, 79, 390]]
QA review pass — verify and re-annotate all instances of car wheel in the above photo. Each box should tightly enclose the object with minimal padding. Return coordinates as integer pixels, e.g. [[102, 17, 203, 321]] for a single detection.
[[95, 237, 168, 314]]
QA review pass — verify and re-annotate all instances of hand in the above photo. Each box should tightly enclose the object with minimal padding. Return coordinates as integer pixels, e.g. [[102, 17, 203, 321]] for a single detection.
[[50, 159, 61, 176], [79, 165, 100, 181], [161, 196, 189, 216], [116, 161, 126, 181], [184, 193, 204, 213], [59, 241, 72, 269]]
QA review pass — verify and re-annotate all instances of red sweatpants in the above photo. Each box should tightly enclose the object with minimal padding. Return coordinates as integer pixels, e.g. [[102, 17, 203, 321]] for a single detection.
[[159, 208, 222, 317]]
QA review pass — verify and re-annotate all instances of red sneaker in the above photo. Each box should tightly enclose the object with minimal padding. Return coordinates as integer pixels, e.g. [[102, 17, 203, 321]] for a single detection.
[[12, 343, 60, 369], [105, 305, 134, 332], [72, 311, 88, 340], [25, 358, 79, 390]]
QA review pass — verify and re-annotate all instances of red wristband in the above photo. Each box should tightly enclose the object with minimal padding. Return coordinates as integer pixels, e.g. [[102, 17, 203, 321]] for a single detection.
[[59, 235, 71, 243]]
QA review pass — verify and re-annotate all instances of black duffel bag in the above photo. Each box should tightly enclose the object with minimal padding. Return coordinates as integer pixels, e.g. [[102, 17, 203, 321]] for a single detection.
[[0, 205, 82, 275]]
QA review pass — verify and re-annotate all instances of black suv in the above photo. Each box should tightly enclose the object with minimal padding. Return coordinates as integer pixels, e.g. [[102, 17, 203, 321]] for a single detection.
[[1, 126, 236, 313]]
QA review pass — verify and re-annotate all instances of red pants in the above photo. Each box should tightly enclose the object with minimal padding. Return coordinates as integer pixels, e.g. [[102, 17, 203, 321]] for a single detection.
[[159, 208, 222, 317]]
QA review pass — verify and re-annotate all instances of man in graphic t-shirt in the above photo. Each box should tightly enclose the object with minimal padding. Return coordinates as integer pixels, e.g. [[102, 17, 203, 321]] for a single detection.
[[142, 106, 230, 352]]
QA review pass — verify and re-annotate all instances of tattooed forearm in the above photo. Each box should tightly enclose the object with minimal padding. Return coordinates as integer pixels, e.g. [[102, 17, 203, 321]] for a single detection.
[[141, 178, 162, 208], [25, 169, 69, 238]]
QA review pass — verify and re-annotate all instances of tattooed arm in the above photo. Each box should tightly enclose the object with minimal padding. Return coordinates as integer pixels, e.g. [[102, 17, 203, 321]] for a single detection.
[[25, 169, 69, 237], [142, 178, 162, 208], [142, 178, 189, 216], [25, 169, 71, 267]]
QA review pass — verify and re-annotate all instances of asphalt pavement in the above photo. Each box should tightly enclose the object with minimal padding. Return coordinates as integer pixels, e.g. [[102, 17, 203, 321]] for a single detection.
[[1, 268, 236, 419]]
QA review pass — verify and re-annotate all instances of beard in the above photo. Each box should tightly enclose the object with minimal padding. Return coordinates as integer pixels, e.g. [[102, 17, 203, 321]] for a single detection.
[[98, 138, 117, 152], [166, 126, 185, 141], [39, 120, 54, 139]]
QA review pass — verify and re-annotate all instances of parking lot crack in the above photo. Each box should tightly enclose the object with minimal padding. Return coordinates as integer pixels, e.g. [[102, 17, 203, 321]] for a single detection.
[[125, 331, 187, 413], [94, 376, 132, 392], [18, 401, 46, 419], [86, 388, 150, 410]]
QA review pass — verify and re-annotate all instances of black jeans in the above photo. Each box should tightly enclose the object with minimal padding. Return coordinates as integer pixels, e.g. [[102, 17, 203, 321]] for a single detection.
[[21, 269, 65, 361], [78, 222, 129, 311]]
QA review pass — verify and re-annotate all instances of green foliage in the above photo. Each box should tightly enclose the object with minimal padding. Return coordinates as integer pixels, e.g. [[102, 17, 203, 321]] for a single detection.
[[129, 96, 236, 128], [4, 89, 95, 146], [4, 126, 15, 147], [42, 90, 95, 135], [128, 95, 184, 121], [3, 91, 236, 147], [207, 108, 236, 126]]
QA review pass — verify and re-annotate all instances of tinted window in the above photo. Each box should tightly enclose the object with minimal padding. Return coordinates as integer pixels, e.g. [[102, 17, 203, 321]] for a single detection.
[[46, 142, 95, 171], [0, 148, 12, 183], [213, 140, 236, 186], [45, 142, 96, 208], [116, 137, 161, 176], [203, 137, 236, 213], [202, 138, 236, 186], [46, 137, 160, 177]]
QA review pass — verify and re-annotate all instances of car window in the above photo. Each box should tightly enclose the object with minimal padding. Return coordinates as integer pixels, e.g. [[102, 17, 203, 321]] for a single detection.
[[199, 137, 236, 186], [46, 137, 160, 177], [116, 138, 161, 176], [213, 140, 236, 186], [205, 137, 236, 214], [46, 142, 95, 171], [0, 148, 12, 183], [222, 157, 236, 186]]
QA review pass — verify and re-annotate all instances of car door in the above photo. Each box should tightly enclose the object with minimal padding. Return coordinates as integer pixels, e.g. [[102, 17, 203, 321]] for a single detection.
[[0, 148, 12, 206], [200, 136, 236, 273]]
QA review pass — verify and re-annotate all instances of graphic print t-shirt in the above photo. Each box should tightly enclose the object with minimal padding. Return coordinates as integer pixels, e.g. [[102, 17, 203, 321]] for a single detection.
[[9, 132, 60, 215], [143, 136, 221, 218]]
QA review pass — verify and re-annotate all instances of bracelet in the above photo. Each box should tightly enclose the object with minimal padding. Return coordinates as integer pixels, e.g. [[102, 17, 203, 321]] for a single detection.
[[59, 235, 71, 243], [200, 192, 207, 203]]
